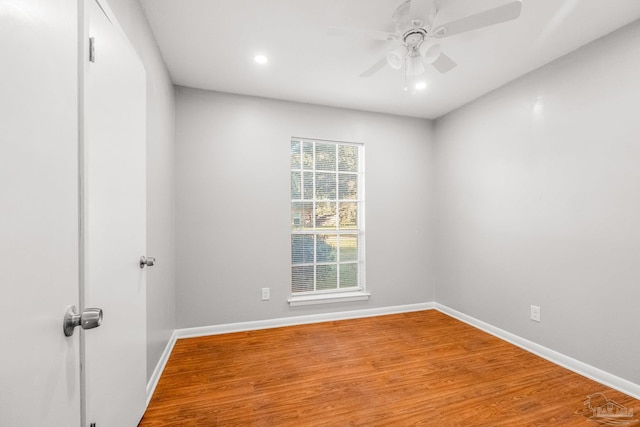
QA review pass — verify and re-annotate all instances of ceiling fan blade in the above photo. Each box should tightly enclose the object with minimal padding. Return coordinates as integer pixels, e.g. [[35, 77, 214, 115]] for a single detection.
[[431, 0, 522, 38], [392, 1, 412, 32], [431, 51, 457, 73], [427, 3, 438, 28], [422, 43, 442, 63], [360, 56, 389, 78], [328, 27, 398, 41], [410, 0, 435, 23]]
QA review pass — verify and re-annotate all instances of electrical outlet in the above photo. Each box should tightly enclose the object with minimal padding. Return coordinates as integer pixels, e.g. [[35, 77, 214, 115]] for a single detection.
[[261, 287, 270, 301], [530, 305, 541, 322]]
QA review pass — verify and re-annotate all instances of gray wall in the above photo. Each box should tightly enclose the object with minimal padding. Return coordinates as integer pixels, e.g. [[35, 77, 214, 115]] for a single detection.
[[175, 88, 435, 328], [433, 21, 640, 384], [107, 0, 176, 381]]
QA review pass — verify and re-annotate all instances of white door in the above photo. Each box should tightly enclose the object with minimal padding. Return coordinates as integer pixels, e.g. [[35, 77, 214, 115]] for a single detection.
[[0, 0, 81, 426], [82, 0, 147, 425]]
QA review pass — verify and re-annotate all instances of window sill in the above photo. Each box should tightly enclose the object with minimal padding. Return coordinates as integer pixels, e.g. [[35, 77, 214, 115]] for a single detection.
[[288, 291, 371, 307]]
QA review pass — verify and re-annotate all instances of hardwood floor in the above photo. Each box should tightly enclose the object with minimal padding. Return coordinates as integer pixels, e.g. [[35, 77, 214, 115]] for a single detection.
[[140, 310, 638, 426]]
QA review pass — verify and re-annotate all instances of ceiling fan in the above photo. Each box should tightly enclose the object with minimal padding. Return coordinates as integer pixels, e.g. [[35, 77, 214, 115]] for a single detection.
[[329, 0, 522, 85]]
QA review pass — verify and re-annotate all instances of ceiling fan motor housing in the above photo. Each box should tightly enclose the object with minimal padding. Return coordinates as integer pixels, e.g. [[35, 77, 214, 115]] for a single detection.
[[403, 28, 428, 60], [403, 29, 426, 47]]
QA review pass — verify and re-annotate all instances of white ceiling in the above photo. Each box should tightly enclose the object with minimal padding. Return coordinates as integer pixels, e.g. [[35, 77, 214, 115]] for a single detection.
[[139, 0, 640, 119]]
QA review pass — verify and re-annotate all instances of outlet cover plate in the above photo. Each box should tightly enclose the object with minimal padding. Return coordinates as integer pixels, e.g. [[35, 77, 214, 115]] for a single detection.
[[530, 305, 541, 322]]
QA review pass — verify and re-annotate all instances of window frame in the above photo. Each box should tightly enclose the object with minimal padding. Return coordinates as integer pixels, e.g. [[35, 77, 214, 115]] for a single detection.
[[288, 137, 368, 306]]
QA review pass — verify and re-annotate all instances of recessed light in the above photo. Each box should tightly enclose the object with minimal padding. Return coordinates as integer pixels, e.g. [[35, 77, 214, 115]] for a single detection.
[[414, 81, 428, 91], [254, 54, 268, 64]]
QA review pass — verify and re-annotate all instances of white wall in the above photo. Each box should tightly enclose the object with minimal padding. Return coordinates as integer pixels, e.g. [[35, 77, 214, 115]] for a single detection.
[[175, 88, 434, 328], [106, 0, 176, 382], [434, 20, 640, 384]]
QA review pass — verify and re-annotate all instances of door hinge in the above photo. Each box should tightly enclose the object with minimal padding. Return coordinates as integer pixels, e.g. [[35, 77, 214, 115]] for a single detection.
[[90, 423, 96, 427], [89, 37, 96, 63]]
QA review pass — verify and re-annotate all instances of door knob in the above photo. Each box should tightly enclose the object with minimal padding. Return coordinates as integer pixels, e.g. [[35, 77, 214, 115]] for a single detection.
[[140, 256, 156, 268], [63, 306, 103, 337]]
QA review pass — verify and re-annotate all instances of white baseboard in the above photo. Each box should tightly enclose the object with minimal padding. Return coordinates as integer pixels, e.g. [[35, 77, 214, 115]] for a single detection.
[[174, 302, 436, 339], [146, 330, 178, 406], [146, 301, 640, 406], [435, 303, 640, 400]]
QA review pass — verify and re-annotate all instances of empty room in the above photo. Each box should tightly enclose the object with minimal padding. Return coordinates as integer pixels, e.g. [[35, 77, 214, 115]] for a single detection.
[[2, 0, 640, 425]]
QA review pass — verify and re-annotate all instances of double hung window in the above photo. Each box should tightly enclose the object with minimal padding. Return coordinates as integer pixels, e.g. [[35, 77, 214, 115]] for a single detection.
[[290, 138, 365, 300]]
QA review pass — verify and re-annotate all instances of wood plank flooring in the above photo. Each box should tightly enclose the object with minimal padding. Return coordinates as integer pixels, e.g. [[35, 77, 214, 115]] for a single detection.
[[140, 310, 639, 426]]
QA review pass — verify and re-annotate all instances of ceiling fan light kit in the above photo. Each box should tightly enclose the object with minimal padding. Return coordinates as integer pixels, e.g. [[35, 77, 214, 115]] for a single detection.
[[386, 46, 407, 70], [329, 0, 523, 91], [406, 52, 425, 77]]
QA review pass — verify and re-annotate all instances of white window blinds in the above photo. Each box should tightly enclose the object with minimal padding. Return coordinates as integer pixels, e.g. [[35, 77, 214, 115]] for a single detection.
[[290, 138, 365, 294]]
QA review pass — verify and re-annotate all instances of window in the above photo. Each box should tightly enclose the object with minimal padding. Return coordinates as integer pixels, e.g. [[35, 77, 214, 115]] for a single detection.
[[290, 138, 367, 305]]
